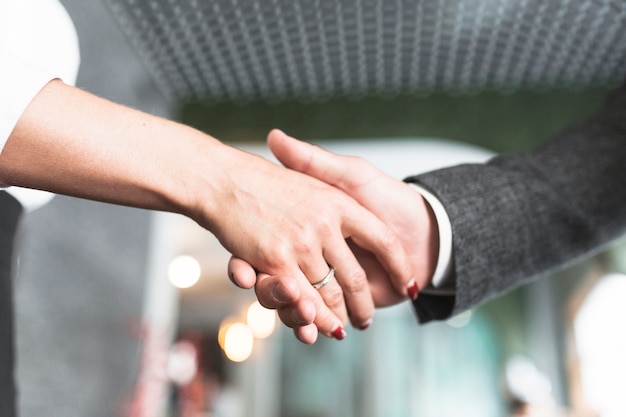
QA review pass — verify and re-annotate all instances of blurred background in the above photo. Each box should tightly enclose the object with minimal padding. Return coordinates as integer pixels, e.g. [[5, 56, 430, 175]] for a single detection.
[[12, 1, 626, 417]]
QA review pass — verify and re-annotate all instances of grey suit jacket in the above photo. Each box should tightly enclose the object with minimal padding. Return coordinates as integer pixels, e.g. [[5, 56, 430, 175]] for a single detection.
[[406, 83, 626, 323]]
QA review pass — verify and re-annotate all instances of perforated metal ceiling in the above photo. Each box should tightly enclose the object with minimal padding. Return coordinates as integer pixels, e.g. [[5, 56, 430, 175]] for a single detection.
[[106, 0, 626, 103]]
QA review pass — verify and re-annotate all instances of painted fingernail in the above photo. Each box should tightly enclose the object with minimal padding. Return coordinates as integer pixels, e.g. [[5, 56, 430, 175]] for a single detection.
[[331, 326, 347, 340], [359, 318, 373, 330], [407, 280, 419, 301]]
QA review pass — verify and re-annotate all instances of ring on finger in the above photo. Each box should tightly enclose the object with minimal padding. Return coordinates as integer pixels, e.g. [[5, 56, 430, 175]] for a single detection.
[[311, 266, 335, 290]]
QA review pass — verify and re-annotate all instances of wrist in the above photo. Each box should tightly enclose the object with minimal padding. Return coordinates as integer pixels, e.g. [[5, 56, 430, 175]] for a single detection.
[[163, 129, 235, 224], [406, 182, 455, 293]]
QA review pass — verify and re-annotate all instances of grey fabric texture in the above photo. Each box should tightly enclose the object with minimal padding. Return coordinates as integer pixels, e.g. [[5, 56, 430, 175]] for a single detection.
[[407, 83, 626, 322], [0, 192, 22, 417]]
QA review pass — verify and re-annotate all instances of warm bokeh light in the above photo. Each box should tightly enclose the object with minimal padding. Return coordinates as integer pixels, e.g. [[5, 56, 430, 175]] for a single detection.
[[167, 340, 198, 386], [167, 255, 201, 289], [223, 322, 254, 362], [246, 301, 276, 339], [218, 316, 239, 350]]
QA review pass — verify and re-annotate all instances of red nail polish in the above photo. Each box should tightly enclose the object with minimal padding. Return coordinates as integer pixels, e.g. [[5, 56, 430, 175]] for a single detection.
[[331, 326, 346, 340], [407, 280, 419, 301]]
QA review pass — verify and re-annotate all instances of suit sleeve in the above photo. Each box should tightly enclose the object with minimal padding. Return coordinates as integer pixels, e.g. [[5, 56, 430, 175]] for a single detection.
[[405, 83, 626, 323]]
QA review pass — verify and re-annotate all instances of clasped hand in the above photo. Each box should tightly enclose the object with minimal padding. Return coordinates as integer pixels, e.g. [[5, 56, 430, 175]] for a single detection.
[[228, 130, 439, 344]]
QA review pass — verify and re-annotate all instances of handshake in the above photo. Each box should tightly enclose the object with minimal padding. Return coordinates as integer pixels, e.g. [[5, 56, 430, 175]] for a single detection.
[[8, 80, 622, 348], [2, 80, 446, 346], [223, 129, 442, 345], [7, 79, 622, 350]]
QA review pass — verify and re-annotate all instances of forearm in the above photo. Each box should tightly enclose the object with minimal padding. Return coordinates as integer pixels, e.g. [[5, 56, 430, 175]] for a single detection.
[[0, 79, 229, 218], [0, 86, 417, 339]]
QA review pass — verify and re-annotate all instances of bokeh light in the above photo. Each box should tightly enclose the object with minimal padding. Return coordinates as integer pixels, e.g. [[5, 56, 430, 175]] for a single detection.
[[167, 255, 201, 289], [218, 316, 239, 350], [167, 340, 198, 386], [223, 322, 254, 362], [246, 301, 276, 339], [574, 273, 626, 416]]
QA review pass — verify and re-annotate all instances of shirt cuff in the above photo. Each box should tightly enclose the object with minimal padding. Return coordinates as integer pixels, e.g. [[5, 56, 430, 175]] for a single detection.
[[0, 51, 59, 210], [407, 182, 455, 294], [0, 50, 58, 154]]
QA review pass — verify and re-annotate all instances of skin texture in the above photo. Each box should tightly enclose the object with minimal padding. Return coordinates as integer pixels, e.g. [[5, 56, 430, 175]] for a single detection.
[[229, 130, 439, 343], [0, 80, 417, 343]]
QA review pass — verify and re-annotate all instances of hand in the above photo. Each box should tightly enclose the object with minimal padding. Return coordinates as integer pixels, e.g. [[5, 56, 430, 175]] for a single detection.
[[229, 130, 439, 339], [190, 131, 419, 343], [228, 240, 410, 343], [267, 130, 438, 291]]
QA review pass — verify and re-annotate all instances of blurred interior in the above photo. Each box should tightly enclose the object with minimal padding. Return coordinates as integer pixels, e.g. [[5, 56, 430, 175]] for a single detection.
[[12, 1, 626, 417]]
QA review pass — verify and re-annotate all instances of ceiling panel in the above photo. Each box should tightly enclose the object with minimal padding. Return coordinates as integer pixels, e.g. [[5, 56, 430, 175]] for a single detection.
[[106, 0, 626, 103]]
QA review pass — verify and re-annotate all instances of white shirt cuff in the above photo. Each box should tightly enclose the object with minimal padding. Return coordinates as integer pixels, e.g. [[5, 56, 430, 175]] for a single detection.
[[0, 51, 58, 154], [408, 183, 455, 293], [0, 52, 58, 211]]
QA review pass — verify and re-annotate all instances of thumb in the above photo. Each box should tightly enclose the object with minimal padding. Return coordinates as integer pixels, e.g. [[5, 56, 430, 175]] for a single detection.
[[267, 129, 351, 188]]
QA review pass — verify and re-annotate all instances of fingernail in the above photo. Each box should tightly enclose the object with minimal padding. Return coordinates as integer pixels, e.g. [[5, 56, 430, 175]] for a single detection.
[[359, 318, 373, 330], [407, 280, 419, 301], [331, 326, 347, 340], [227, 270, 239, 286]]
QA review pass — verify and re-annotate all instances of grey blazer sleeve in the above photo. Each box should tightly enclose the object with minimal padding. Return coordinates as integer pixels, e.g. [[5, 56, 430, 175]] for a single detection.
[[405, 83, 626, 323]]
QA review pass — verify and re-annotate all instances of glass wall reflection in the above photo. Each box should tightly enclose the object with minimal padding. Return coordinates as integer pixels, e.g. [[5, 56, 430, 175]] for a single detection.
[[277, 304, 503, 417]]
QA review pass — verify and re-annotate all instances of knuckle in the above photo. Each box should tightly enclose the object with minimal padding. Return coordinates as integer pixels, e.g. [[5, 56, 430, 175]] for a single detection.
[[321, 286, 347, 311], [294, 234, 316, 257], [348, 155, 369, 170], [261, 242, 291, 270], [312, 212, 336, 232], [297, 220, 334, 251], [340, 268, 368, 294]]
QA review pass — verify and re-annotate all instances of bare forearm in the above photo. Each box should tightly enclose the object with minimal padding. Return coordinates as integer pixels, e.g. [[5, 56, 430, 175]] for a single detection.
[[0, 79, 225, 216]]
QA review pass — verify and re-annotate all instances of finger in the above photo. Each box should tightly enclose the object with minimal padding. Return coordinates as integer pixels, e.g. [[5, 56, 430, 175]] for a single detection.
[[322, 241, 375, 330], [284, 237, 350, 339], [294, 325, 318, 345], [297, 252, 349, 325], [257, 267, 347, 341], [345, 211, 418, 300], [268, 129, 417, 300], [254, 274, 317, 327], [227, 256, 257, 289], [267, 129, 353, 188], [228, 253, 346, 341], [301, 282, 348, 341], [275, 303, 316, 328], [348, 240, 406, 307], [254, 273, 302, 309], [265, 281, 341, 343]]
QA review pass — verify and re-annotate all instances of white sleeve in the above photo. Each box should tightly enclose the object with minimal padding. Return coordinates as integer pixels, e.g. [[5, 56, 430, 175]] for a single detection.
[[408, 183, 455, 293], [0, 51, 58, 153], [0, 0, 80, 154], [0, 0, 80, 210]]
